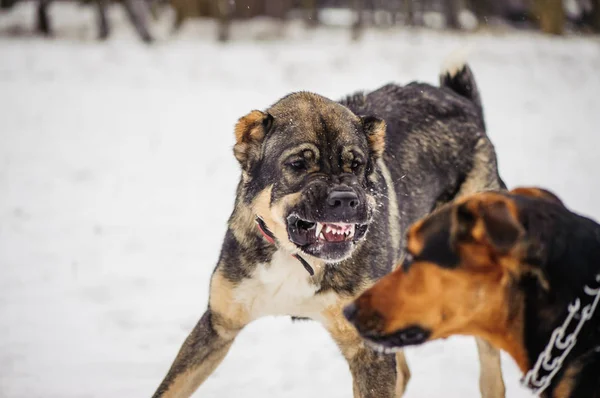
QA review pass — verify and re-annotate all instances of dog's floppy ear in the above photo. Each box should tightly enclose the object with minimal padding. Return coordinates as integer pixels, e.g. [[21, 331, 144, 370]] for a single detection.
[[510, 187, 564, 207], [233, 110, 273, 171], [479, 200, 524, 254], [361, 116, 386, 159], [451, 202, 478, 248], [451, 198, 524, 255]]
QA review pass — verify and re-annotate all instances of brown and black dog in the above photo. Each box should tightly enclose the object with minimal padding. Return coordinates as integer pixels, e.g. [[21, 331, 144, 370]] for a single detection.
[[345, 187, 600, 397]]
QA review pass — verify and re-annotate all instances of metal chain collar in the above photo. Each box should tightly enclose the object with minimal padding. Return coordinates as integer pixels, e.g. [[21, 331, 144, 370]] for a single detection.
[[521, 273, 600, 396]]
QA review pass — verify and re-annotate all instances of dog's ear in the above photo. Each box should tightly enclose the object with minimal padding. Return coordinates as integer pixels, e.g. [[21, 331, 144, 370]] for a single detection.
[[451, 198, 524, 255], [510, 187, 564, 207], [479, 200, 524, 254], [451, 202, 478, 248], [233, 110, 273, 171], [361, 116, 386, 159]]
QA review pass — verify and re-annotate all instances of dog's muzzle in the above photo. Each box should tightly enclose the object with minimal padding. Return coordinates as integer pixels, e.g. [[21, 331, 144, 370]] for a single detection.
[[284, 183, 373, 261], [343, 303, 431, 353]]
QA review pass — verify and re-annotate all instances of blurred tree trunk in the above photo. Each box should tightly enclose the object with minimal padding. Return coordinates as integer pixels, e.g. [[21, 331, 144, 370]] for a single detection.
[[534, 0, 564, 34], [266, 0, 290, 20], [352, 0, 364, 40], [170, 0, 208, 32], [122, 0, 153, 42], [96, 0, 109, 39], [468, 0, 492, 25], [37, 0, 52, 35], [215, 0, 233, 42], [591, 0, 600, 32], [304, 0, 319, 26], [444, 0, 461, 29], [403, 0, 415, 25]]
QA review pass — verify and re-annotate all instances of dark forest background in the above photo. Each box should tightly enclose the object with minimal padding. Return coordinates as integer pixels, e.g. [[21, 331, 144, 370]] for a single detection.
[[2, 0, 598, 42]]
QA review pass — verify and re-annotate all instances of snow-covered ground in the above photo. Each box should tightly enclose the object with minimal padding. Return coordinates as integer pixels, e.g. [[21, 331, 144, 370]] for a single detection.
[[1, 4, 600, 397]]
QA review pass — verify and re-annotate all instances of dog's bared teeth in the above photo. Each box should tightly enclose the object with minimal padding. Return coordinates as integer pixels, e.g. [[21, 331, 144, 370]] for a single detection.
[[319, 232, 325, 240], [315, 222, 324, 238]]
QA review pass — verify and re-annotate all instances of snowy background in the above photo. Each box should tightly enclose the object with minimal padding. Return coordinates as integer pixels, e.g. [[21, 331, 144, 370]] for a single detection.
[[1, 4, 600, 397]]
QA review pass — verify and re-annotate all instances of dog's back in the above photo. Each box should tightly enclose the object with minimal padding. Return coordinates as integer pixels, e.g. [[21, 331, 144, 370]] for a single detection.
[[341, 63, 504, 265]]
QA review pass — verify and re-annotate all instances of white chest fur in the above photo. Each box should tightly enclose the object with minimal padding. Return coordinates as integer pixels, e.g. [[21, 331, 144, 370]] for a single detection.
[[233, 249, 337, 322]]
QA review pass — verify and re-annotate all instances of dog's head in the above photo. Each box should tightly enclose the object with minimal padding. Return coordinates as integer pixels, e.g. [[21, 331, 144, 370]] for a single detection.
[[233, 92, 385, 263], [343, 187, 564, 353]]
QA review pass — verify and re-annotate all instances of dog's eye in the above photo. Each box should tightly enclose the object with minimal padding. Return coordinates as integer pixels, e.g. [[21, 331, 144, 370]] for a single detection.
[[351, 160, 362, 171], [287, 159, 307, 171]]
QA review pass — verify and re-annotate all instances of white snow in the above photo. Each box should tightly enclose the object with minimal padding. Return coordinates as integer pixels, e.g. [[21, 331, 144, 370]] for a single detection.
[[1, 4, 600, 398]]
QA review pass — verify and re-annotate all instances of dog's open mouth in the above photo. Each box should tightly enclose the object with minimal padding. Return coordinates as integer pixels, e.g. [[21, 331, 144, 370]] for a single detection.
[[287, 214, 369, 246], [362, 326, 431, 354], [305, 220, 354, 242]]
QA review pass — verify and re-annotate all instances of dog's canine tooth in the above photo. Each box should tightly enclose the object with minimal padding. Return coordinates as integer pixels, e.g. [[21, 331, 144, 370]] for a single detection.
[[319, 232, 325, 240], [315, 222, 324, 238]]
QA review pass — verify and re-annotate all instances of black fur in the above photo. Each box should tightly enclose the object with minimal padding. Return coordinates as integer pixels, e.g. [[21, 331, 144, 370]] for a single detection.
[[338, 77, 501, 266], [412, 208, 462, 269], [512, 195, 600, 397]]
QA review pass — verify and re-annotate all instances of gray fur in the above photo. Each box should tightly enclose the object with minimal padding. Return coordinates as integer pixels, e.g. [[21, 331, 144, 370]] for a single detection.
[[152, 64, 506, 398]]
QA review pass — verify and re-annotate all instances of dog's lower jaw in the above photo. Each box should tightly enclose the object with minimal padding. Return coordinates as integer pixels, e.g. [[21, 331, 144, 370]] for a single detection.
[[293, 239, 364, 265]]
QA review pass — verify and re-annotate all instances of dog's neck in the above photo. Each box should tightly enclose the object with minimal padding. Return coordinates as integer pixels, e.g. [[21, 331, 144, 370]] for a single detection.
[[500, 200, 600, 396], [504, 271, 600, 397]]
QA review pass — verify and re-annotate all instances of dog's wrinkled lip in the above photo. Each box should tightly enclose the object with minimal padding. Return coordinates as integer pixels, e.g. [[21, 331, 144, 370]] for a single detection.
[[361, 326, 431, 354], [286, 213, 370, 248]]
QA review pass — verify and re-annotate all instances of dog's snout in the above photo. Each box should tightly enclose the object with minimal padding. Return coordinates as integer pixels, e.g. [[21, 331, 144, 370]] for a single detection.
[[328, 190, 360, 210], [397, 326, 431, 345], [343, 302, 359, 323]]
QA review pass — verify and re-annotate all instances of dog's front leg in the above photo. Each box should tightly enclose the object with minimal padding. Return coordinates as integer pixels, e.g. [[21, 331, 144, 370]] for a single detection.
[[152, 310, 239, 398], [153, 270, 247, 398], [347, 346, 409, 398], [325, 305, 410, 398]]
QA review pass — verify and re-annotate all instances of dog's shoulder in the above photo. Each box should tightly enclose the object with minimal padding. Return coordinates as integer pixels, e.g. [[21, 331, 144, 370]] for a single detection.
[[515, 195, 600, 291]]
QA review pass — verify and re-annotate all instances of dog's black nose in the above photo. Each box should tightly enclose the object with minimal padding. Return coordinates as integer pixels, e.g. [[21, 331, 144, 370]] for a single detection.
[[328, 190, 360, 209], [343, 303, 359, 322]]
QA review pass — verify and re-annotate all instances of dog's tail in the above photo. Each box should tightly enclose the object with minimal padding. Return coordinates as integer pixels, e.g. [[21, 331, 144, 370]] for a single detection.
[[439, 48, 483, 117]]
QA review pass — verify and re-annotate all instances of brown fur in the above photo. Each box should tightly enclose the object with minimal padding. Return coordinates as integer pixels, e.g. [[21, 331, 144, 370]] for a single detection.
[[347, 187, 600, 398], [234, 110, 269, 170], [510, 187, 565, 207], [349, 192, 535, 370]]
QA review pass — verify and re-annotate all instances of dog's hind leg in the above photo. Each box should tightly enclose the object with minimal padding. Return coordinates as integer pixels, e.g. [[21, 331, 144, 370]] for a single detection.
[[394, 351, 410, 396], [152, 270, 248, 398], [476, 338, 506, 398]]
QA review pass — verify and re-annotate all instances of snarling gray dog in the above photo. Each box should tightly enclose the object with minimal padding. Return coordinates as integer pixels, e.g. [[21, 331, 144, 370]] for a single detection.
[[152, 59, 507, 398]]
